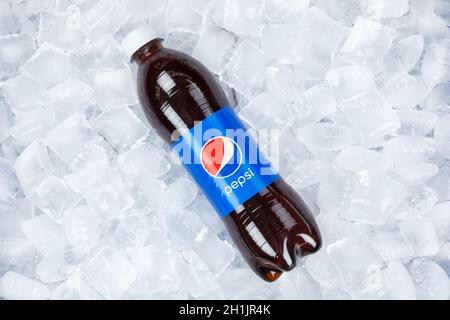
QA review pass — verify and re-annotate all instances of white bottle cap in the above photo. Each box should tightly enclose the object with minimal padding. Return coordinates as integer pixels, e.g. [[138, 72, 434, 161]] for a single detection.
[[121, 25, 159, 58]]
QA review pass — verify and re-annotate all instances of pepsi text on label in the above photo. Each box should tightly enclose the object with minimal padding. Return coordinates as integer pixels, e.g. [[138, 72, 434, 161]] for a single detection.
[[172, 107, 280, 218]]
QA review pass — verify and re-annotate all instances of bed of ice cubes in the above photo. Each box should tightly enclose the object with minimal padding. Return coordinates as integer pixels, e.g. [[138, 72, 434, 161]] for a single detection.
[[0, 0, 449, 300]]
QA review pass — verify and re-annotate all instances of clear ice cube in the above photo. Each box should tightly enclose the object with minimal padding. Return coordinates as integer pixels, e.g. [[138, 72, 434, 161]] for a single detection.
[[31, 175, 81, 223], [21, 214, 68, 256], [225, 40, 273, 97], [93, 108, 149, 153], [0, 33, 36, 78], [239, 92, 295, 129], [296, 123, 357, 154], [21, 42, 79, 89], [0, 271, 50, 300], [337, 90, 400, 144], [63, 205, 100, 253], [82, 247, 136, 299], [192, 27, 237, 74]]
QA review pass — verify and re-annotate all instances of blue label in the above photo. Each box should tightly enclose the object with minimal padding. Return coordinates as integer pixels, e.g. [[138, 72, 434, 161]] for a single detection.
[[172, 106, 280, 218]]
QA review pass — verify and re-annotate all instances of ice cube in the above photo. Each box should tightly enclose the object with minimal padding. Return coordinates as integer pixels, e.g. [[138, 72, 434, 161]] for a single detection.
[[435, 0, 450, 26], [263, 0, 311, 23], [10, 107, 57, 145], [82, 0, 129, 39], [193, 227, 235, 274], [31, 175, 81, 223], [44, 113, 101, 163], [218, 268, 272, 299], [166, 0, 210, 33], [335, 146, 391, 172], [175, 250, 220, 298], [63, 205, 100, 252], [305, 249, 347, 290], [424, 82, 450, 114], [340, 17, 398, 65], [192, 27, 237, 74], [128, 245, 178, 299], [296, 123, 357, 154], [0, 33, 36, 78], [75, 35, 128, 70], [0, 1, 20, 36], [190, 197, 226, 236], [286, 159, 332, 189], [382, 34, 424, 75], [317, 171, 358, 215], [51, 274, 103, 300], [325, 0, 361, 26], [38, 10, 85, 50], [422, 39, 450, 86], [64, 144, 110, 190], [165, 30, 199, 55], [0, 158, 20, 201], [21, 42, 79, 89], [383, 136, 436, 165], [390, 163, 439, 186], [83, 247, 136, 299], [302, 7, 350, 51], [279, 267, 323, 300], [428, 164, 450, 202], [0, 271, 50, 300], [46, 79, 95, 118], [395, 186, 438, 219], [337, 90, 400, 143], [341, 172, 406, 225], [0, 199, 34, 240], [81, 171, 134, 222], [294, 82, 336, 124], [225, 40, 273, 96], [369, 227, 414, 261], [325, 65, 375, 101], [410, 258, 449, 300], [93, 108, 149, 153], [14, 140, 65, 196], [327, 237, 384, 299], [363, 0, 409, 19], [21, 214, 68, 256], [220, 0, 265, 36], [239, 93, 295, 129], [88, 67, 138, 109], [399, 215, 440, 257], [396, 109, 437, 137], [0, 74, 46, 110], [317, 170, 406, 223], [265, 66, 305, 104], [0, 99, 12, 143], [163, 178, 198, 211], [124, 0, 167, 21], [261, 23, 309, 65], [381, 73, 427, 109], [115, 209, 149, 248], [381, 262, 416, 300], [36, 250, 70, 283], [428, 202, 450, 242], [434, 114, 450, 159], [118, 143, 170, 183]]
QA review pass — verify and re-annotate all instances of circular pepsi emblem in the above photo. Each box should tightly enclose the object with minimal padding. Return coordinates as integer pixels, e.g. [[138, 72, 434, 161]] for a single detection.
[[201, 136, 242, 179]]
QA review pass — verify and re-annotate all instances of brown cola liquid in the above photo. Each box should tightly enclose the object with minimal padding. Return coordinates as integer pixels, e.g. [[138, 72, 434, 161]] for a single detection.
[[132, 39, 321, 282]]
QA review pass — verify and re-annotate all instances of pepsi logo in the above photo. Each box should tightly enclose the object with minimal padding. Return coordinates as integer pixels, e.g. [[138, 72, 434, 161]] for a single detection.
[[201, 136, 242, 179]]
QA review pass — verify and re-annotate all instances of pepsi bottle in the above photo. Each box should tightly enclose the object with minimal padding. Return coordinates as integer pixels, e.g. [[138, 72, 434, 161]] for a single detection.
[[122, 27, 322, 282]]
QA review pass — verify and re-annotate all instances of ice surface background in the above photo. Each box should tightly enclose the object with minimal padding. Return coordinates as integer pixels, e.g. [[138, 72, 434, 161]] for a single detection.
[[0, 0, 450, 300]]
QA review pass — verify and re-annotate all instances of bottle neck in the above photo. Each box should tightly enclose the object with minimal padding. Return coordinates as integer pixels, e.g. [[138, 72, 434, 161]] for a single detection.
[[131, 38, 164, 64]]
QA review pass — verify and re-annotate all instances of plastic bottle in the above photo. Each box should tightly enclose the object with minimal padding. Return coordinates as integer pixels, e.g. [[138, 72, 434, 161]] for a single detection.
[[122, 26, 321, 282]]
